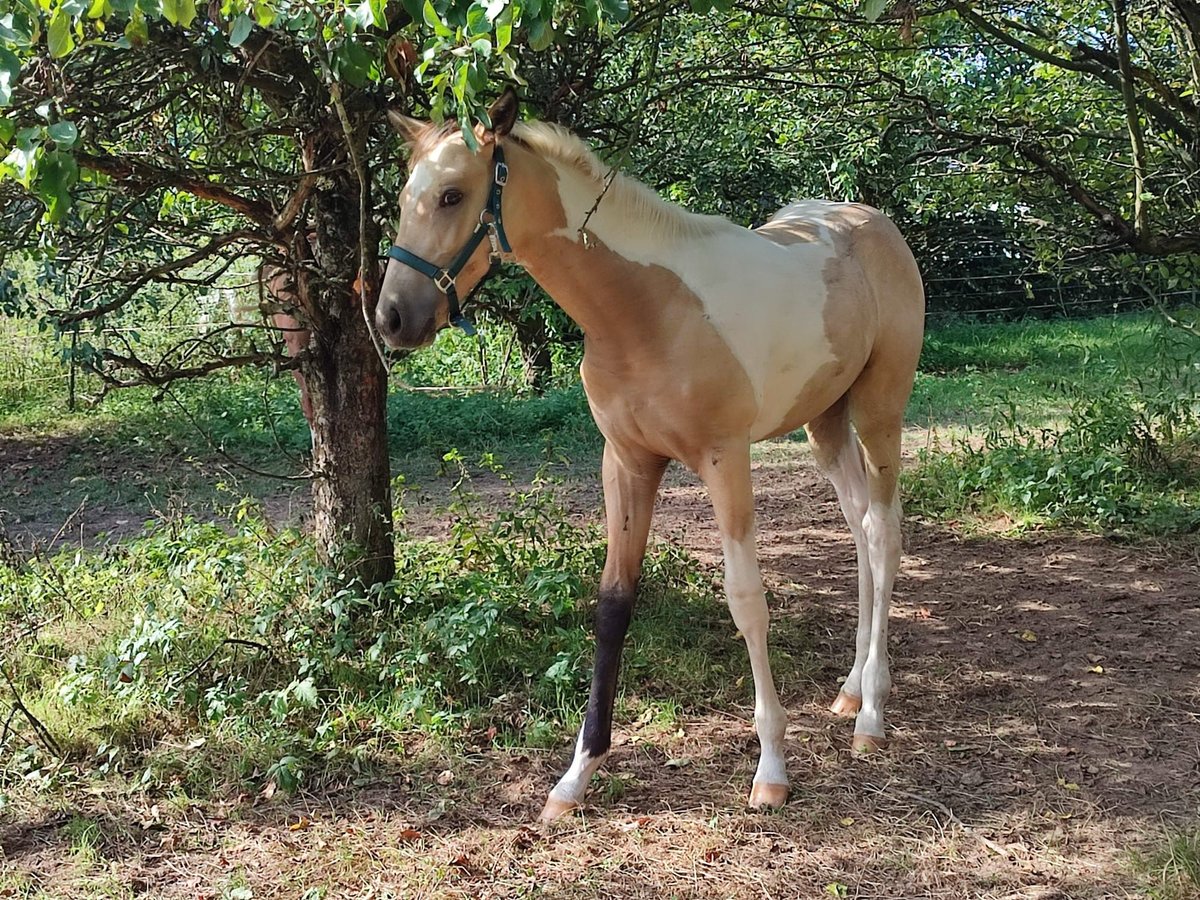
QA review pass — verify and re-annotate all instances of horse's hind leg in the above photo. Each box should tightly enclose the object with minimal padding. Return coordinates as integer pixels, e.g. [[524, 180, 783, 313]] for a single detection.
[[540, 440, 667, 822], [698, 443, 789, 809], [806, 398, 872, 719], [844, 368, 911, 752]]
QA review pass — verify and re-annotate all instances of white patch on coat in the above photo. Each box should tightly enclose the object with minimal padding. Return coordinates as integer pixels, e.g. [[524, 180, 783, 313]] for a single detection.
[[547, 161, 848, 439]]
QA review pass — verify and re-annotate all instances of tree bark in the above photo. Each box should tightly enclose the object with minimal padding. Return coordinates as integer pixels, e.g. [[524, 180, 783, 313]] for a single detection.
[[514, 303, 554, 394], [303, 135, 394, 586]]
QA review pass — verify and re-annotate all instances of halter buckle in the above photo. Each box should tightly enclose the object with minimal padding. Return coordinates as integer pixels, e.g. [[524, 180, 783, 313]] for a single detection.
[[494, 161, 509, 186], [435, 270, 455, 294]]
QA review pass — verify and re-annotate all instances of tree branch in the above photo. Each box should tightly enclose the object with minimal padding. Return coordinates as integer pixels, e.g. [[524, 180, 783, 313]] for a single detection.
[[50, 230, 276, 324], [75, 153, 276, 228]]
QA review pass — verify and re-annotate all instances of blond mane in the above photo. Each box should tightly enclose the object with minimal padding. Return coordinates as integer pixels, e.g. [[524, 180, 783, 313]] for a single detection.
[[509, 121, 731, 241]]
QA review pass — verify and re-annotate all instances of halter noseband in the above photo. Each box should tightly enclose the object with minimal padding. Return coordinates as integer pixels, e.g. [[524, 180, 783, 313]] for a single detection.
[[386, 145, 512, 336]]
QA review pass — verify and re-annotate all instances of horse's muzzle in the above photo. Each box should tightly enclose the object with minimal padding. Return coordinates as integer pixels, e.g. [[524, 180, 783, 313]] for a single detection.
[[375, 268, 444, 349]]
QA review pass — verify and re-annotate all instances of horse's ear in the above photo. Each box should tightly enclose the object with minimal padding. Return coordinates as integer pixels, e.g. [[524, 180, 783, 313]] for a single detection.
[[485, 87, 519, 141], [388, 109, 428, 146]]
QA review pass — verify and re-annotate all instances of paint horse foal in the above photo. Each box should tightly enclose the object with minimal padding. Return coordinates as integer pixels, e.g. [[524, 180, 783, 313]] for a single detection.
[[377, 91, 925, 821]]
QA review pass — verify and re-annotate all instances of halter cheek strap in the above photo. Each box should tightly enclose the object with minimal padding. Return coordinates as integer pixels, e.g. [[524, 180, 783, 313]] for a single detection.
[[386, 145, 512, 335]]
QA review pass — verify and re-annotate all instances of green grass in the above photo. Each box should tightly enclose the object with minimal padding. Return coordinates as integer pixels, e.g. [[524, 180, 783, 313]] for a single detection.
[[904, 312, 1200, 536], [1131, 826, 1200, 900]]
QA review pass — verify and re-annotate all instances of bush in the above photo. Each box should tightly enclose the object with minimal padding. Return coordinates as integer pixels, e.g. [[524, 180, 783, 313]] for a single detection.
[[0, 461, 722, 797], [907, 323, 1200, 535]]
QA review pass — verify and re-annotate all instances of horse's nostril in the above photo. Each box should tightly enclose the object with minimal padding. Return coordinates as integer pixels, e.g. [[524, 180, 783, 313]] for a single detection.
[[386, 306, 402, 336]]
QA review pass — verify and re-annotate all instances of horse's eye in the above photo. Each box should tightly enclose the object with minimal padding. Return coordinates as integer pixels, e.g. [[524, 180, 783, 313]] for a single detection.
[[439, 189, 464, 208]]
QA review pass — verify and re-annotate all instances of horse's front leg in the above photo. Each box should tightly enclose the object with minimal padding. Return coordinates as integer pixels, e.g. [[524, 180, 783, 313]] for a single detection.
[[698, 443, 789, 809], [539, 440, 667, 822]]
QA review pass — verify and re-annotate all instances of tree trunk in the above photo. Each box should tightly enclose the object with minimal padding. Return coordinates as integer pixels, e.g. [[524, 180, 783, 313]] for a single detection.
[[302, 135, 394, 586], [514, 292, 553, 394], [304, 303, 394, 586]]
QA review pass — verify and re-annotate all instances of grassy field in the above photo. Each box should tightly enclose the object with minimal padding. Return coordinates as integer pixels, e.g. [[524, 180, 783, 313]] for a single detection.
[[2, 310, 1199, 898]]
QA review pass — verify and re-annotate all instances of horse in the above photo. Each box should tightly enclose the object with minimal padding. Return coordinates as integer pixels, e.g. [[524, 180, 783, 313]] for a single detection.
[[376, 89, 925, 822]]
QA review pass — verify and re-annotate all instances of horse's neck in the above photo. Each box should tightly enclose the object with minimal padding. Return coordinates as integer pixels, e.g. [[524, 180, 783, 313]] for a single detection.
[[505, 146, 697, 347]]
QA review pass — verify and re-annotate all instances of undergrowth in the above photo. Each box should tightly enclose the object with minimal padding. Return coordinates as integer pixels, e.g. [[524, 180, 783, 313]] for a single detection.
[[906, 316, 1200, 536], [0, 460, 743, 804], [1131, 826, 1200, 900]]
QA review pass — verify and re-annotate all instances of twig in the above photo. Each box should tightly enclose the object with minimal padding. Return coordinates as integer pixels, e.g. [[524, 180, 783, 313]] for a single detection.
[[160, 385, 313, 483], [577, 13, 664, 241], [879, 784, 1011, 857], [312, 39, 390, 370], [0, 662, 62, 757], [47, 498, 88, 552], [181, 637, 275, 682]]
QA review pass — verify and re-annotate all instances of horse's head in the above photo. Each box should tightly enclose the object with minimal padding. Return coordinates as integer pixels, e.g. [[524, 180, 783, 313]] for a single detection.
[[376, 89, 519, 349]]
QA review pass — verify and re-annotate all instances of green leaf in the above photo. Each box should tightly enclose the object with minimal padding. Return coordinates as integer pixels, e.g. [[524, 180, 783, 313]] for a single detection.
[[161, 0, 179, 25], [229, 12, 253, 46], [48, 8, 76, 59], [0, 117, 15, 145], [123, 10, 148, 44], [0, 13, 34, 45], [292, 677, 318, 708], [47, 119, 78, 147], [0, 47, 19, 107], [252, 1, 274, 26], [452, 57, 469, 104], [368, 0, 386, 27], [470, 36, 490, 57], [861, 0, 887, 22], [1, 131, 39, 188], [460, 117, 478, 152], [334, 40, 373, 86], [354, 0, 375, 29], [423, 0, 452, 38], [527, 16, 553, 50], [35, 150, 78, 222], [465, 2, 487, 35]]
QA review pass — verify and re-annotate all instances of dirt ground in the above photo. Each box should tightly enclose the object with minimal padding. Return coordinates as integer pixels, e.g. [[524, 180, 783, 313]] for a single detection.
[[3, 439, 1199, 899]]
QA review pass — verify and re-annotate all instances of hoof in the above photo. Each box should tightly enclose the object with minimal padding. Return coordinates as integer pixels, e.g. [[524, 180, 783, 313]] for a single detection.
[[851, 733, 888, 755], [829, 690, 862, 716], [538, 794, 579, 823], [748, 782, 789, 810]]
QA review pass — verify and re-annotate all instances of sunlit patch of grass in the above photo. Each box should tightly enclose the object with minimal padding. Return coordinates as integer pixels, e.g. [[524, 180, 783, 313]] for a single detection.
[[1130, 826, 1200, 900]]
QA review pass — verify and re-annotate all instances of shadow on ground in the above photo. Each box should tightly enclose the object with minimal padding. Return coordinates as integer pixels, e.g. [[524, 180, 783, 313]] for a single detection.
[[3, 446, 1198, 898]]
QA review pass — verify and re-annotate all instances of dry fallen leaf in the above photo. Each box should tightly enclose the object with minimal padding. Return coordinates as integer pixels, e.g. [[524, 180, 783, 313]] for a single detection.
[[288, 816, 311, 832], [436, 769, 454, 785], [1019, 630, 1038, 643], [398, 827, 423, 842], [839, 816, 855, 827], [664, 757, 692, 768]]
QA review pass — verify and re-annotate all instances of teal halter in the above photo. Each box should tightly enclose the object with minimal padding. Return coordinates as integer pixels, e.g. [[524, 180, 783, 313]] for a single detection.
[[386, 145, 512, 335]]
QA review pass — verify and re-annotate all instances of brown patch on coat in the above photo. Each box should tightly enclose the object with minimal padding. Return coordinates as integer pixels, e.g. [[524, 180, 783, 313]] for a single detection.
[[753, 204, 923, 440], [496, 140, 757, 469]]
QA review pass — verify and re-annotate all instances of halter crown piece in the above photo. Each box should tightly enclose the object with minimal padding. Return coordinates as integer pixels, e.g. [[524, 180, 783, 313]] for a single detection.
[[386, 145, 512, 336]]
